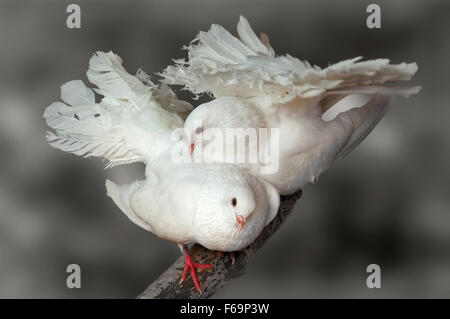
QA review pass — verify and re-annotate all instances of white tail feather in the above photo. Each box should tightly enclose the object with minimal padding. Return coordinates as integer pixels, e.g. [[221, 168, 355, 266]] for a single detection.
[[237, 15, 275, 56], [87, 51, 154, 111], [61, 80, 96, 106], [44, 51, 191, 167], [44, 85, 142, 166], [162, 16, 419, 103]]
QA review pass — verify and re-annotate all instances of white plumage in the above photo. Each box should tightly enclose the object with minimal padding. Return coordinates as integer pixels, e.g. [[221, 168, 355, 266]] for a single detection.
[[44, 50, 280, 292], [162, 16, 420, 104], [44, 50, 279, 246], [44, 16, 420, 292], [44, 51, 191, 167], [106, 151, 279, 252], [162, 16, 420, 195]]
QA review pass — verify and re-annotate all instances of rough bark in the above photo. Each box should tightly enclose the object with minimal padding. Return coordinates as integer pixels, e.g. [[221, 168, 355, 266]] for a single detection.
[[138, 190, 302, 299]]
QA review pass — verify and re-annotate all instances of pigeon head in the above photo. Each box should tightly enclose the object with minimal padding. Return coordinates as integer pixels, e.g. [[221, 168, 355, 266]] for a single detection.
[[229, 186, 257, 233], [192, 163, 279, 252], [184, 97, 265, 158], [193, 164, 259, 244]]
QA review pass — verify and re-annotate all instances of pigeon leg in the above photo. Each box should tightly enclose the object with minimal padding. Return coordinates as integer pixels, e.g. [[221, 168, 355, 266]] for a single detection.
[[179, 244, 212, 292]]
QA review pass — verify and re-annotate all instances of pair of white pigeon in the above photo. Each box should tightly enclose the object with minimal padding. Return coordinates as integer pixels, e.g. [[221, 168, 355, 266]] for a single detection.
[[44, 16, 419, 292]]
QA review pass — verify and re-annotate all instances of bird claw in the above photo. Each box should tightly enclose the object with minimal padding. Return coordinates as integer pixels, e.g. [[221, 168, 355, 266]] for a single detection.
[[179, 246, 212, 293]]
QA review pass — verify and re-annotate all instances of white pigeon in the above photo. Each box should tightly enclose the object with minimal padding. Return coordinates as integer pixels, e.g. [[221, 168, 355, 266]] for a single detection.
[[161, 16, 421, 195], [44, 51, 280, 292]]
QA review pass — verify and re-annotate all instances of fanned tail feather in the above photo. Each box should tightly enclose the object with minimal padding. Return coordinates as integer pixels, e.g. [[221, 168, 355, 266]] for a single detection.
[[44, 51, 192, 167], [44, 80, 142, 167], [162, 16, 420, 103]]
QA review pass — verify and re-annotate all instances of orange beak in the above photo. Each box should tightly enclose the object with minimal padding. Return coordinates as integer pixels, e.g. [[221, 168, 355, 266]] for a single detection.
[[189, 143, 195, 155], [236, 214, 246, 232]]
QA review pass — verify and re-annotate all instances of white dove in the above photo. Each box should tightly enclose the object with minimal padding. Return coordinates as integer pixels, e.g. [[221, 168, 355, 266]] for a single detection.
[[44, 51, 280, 292], [162, 16, 421, 195]]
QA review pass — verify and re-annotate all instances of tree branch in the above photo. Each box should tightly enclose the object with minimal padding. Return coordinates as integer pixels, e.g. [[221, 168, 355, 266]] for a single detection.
[[137, 190, 302, 299]]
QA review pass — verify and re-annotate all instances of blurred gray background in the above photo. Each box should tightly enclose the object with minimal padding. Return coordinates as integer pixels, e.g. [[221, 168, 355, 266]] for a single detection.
[[0, 0, 448, 298]]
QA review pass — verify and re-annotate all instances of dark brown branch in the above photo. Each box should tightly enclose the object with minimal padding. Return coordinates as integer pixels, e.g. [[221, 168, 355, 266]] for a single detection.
[[137, 190, 302, 299]]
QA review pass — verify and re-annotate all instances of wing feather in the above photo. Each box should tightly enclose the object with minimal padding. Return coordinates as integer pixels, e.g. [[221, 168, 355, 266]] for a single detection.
[[161, 16, 419, 103], [44, 51, 192, 167]]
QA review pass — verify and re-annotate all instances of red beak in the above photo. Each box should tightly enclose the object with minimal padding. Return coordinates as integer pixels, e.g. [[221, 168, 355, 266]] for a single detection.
[[189, 143, 195, 155], [236, 215, 246, 232]]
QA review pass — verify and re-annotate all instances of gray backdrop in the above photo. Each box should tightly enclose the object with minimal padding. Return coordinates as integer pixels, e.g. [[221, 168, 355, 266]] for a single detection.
[[0, 0, 449, 298]]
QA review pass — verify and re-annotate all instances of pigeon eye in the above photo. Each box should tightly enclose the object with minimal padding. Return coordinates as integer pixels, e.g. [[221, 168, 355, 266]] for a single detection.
[[231, 198, 237, 207], [194, 127, 203, 135]]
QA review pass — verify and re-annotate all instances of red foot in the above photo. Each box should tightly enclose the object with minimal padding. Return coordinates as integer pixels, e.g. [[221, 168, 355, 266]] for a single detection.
[[179, 246, 212, 292]]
